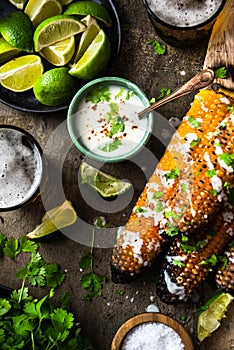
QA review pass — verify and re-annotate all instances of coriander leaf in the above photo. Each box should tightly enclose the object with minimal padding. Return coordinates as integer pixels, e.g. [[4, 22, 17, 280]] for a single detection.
[[163, 168, 180, 181], [190, 138, 201, 148], [24, 294, 49, 320], [81, 272, 106, 300], [79, 253, 93, 270], [99, 138, 122, 152], [157, 87, 171, 100], [86, 86, 111, 104], [188, 116, 201, 128], [115, 87, 124, 98], [10, 288, 30, 303], [214, 66, 227, 79], [154, 199, 164, 212], [0, 329, 5, 344], [165, 223, 179, 237], [0, 233, 7, 257], [45, 263, 65, 288], [181, 183, 188, 193], [205, 169, 216, 178], [60, 293, 71, 310], [0, 299, 11, 316], [134, 207, 147, 214], [47, 308, 74, 342], [3, 237, 20, 259], [125, 90, 135, 100], [20, 234, 38, 253], [227, 105, 234, 114], [210, 189, 218, 196], [218, 255, 228, 270], [12, 314, 34, 338], [199, 254, 218, 266], [152, 191, 164, 199], [218, 153, 234, 169], [149, 39, 167, 55], [28, 266, 47, 287], [108, 116, 125, 137], [173, 260, 185, 268]]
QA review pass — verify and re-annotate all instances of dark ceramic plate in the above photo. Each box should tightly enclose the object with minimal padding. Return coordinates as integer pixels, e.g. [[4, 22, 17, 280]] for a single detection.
[[0, 0, 121, 113]]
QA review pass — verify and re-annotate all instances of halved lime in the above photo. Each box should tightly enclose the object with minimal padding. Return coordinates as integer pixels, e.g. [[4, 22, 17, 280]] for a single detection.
[[197, 292, 233, 342], [33, 67, 78, 106], [40, 35, 75, 66], [26, 200, 77, 239], [0, 37, 21, 64], [33, 14, 86, 51], [72, 15, 100, 64], [80, 162, 132, 198], [0, 54, 43, 92], [69, 29, 111, 80], [25, 0, 62, 28], [0, 11, 34, 52], [64, 0, 112, 27], [8, 0, 28, 10]]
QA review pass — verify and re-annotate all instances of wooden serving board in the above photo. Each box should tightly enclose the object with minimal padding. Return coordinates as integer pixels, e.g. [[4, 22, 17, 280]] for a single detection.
[[203, 0, 234, 91]]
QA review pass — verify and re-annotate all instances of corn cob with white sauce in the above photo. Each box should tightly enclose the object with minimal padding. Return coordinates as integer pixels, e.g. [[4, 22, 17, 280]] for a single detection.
[[156, 200, 234, 303], [215, 244, 234, 293], [111, 89, 234, 283]]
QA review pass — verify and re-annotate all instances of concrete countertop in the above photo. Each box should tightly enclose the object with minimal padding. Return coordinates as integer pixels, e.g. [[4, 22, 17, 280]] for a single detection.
[[0, 1, 233, 349]]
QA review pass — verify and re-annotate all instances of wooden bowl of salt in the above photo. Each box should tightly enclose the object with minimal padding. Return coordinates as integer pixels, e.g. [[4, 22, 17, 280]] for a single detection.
[[111, 312, 194, 350]]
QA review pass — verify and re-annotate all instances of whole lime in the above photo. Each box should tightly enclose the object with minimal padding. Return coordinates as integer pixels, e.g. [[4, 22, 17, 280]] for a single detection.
[[33, 67, 79, 106]]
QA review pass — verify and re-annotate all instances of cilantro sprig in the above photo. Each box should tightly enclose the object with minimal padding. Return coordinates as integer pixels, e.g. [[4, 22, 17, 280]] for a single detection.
[[79, 231, 106, 301], [86, 86, 111, 104], [148, 39, 167, 55], [0, 233, 95, 350]]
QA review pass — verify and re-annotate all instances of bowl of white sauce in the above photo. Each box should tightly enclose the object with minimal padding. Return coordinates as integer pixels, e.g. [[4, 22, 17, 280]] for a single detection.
[[67, 77, 153, 163], [111, 313, 194, 350], [0, 125, 43, 211]]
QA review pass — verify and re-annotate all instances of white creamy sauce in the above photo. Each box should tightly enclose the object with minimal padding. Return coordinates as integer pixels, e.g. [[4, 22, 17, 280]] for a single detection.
[[185, 133, 199, 151], [121, 229, 144, 264], [0, 128, 42, 209], [219, 97, 231, 105], [166, 255, 186, 264], [72, 85, 150, 158], [146, 0, 223, 27], [164, 271, 186, 300]]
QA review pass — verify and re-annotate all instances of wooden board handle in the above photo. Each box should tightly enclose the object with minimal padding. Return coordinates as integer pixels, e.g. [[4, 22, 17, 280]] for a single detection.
[[203, 0, 234, 90]]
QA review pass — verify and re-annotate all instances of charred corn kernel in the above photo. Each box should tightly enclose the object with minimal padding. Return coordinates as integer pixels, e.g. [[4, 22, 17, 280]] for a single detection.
[[156, 202, 234, 303], [216, 246, 234, 293], [111, 89, 234, 283]]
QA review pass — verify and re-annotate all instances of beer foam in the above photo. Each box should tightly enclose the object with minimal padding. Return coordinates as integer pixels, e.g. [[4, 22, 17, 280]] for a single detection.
[[146, 0, 223, 27], [0, 128, 42, 209]]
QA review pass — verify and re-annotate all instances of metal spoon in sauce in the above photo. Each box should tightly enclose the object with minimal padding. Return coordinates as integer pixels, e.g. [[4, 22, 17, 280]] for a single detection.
[[138, 68, 215, 119]]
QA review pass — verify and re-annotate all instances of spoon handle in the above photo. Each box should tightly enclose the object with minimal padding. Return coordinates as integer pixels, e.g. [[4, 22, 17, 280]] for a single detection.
[[138, 68, 214, 119]]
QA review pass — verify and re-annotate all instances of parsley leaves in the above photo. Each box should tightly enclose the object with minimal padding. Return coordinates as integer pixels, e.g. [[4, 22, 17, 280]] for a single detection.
[[99, 138, 122, 152], [0, 233, 95, 350], [214, 66, 227, 79], [148, 39, 167, 55], [163, 168, 180, 181], [86, 86, 111, 104], [79, 231, 106, 301]]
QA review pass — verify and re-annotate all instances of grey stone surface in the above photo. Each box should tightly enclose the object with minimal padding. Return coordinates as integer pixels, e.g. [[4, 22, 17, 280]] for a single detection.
[[0, 1, 233, 349]]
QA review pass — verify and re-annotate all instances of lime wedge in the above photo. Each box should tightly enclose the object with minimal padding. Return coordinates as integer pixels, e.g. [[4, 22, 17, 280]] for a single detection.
[[61, 0, 73, 4], [80, 162, 132, 198], [72, 15, 100, 64], [40, 36, 75, 66], [0, 11, 34, 52], [0, 37, 21, 64], [64, 0, 112, 27], [25, 0, 62, 28], [69, 29, 111, 80], [197, 292, 233, 342], [8, 0, 28, 10], [33, 14, 86, 51], [26, 200, 77, 239], [33, 67, 78, 106], [0, 54, 43, 92]]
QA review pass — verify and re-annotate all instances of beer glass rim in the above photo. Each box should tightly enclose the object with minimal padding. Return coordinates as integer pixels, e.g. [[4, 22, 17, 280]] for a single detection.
[[0, 124, 43, 212], [143, 0, 227, 31]]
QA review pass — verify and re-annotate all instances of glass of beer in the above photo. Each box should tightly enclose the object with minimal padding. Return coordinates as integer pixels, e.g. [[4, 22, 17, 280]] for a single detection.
[[0, 125, 43, 211], [143, 0, 226, 47]]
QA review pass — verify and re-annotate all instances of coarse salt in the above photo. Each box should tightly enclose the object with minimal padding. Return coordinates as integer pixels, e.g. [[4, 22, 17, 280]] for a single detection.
[[121, 322, 185, 350]]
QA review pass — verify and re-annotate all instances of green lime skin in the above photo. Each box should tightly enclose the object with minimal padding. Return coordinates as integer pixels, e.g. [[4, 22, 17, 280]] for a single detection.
[[0, 11, 34, 52], [63, 1, 112, 27], [33, 67, 79, 106]]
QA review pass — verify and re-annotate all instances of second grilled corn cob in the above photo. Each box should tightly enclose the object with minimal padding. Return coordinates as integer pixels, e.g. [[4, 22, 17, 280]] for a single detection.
[[156, 202, 234, 303], [216, 244, 234, 293], [111, 89, 234, 283]]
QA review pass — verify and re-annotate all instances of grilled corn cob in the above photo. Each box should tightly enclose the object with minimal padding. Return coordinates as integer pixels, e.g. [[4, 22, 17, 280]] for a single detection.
[[156, 201, 234, 303], [216, 244, 234, 293], [111, 89, 234, 283]]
